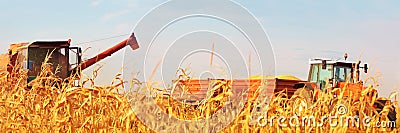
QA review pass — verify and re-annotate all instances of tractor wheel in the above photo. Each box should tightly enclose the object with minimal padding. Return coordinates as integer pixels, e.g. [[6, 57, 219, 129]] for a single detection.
[[374, 100, 397, 122], [292, 87, 314, 106], [387, 107, 397, 122], [389, 108, 397, 130]]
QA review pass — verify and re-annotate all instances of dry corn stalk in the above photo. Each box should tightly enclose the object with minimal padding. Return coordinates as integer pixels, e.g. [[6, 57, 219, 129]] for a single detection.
[[0, 55, 398, 132]]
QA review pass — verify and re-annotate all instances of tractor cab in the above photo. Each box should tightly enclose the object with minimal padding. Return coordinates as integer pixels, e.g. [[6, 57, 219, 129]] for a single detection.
[[307, 57, 368, 90]]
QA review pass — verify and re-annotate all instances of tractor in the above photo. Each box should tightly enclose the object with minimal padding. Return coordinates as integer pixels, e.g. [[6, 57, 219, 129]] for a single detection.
[[294, 54, 370, 101], [6, 33, 139, 85], [293, 54, 397, 122]]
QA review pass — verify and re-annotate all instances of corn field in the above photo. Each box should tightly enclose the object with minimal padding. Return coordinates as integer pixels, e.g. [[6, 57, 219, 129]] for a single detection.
[[0, 60, 398, 132]]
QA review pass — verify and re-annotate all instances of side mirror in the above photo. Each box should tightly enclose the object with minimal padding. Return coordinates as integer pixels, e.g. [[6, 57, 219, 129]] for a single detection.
[[364, 64, 368, 73], [322, 60, 327, 69]]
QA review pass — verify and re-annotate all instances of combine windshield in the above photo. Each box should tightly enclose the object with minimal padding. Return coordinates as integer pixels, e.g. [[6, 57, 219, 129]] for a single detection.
[[27, 47, 69, 81]]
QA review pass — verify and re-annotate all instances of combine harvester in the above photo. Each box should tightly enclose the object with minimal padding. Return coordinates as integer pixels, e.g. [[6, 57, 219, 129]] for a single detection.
[[4, 33, 139, 86], [170, 53, 397, 122]]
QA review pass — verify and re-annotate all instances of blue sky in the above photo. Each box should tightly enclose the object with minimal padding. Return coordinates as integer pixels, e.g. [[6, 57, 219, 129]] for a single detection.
[[1, 0, 399, 97]]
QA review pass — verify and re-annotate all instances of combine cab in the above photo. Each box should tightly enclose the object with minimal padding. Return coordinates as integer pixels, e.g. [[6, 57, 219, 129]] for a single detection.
[[8, 40, 81, 82]]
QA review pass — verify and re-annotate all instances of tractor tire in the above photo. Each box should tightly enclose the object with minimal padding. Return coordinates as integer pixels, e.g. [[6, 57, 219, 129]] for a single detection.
[[374, 100, 397, 122], [387, 106, 397, 122], [292, 87, 314, 106]]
